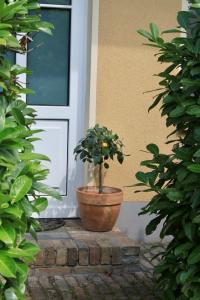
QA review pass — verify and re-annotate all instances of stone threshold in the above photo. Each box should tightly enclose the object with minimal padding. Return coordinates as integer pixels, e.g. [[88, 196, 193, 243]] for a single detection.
[[29, 219, 140, 274]]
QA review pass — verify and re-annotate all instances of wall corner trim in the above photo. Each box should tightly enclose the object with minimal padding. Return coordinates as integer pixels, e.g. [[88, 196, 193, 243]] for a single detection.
[[88, 0, 99, 128]]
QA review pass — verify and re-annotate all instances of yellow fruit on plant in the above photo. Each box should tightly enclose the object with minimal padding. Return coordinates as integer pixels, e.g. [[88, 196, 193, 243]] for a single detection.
[[102, 142, 108, 148]]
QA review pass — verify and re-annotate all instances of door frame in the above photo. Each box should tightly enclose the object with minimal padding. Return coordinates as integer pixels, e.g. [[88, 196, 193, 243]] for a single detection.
[[16, 0, 99, 218]]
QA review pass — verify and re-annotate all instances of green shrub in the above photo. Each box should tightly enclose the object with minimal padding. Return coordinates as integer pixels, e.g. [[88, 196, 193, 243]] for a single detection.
[[0, 1, 61, 299], [136, 0, 200, 298], [74, 124, 125, 193]]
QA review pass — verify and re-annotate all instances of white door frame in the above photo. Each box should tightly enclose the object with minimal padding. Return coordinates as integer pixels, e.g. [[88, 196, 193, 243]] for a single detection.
[[16, 0, 96, 218]]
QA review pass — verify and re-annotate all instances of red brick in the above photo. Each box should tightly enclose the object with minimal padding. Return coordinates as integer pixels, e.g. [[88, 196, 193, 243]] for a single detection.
[[63, 239, 78, 266], [87, 240, 100, 265], [75, 239, 89, 266]]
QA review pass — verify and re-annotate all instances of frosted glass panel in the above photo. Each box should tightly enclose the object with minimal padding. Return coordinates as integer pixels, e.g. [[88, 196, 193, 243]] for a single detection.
[[27, 8, 70, 106]]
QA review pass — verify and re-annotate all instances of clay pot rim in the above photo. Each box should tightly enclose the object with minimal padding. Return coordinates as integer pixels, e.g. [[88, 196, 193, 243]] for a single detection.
[[76, 186, 123, 195]]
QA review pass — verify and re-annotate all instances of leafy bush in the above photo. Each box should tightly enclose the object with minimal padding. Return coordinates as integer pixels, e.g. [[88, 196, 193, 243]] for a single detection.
[[74, 124, 125, 193], [136, 0, 200, 298], [0, 1, 61, 299]]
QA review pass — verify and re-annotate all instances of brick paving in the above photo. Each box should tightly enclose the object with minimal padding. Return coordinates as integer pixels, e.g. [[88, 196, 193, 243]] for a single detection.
[[26, 243, 163, 300]]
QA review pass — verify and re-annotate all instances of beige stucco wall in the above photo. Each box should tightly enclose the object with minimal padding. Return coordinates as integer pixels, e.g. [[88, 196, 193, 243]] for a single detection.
[[96, 0, 182, 201]]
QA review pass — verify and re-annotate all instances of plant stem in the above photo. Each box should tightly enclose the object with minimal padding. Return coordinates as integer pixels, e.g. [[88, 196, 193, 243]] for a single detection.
[[99, 163, 103, 193]]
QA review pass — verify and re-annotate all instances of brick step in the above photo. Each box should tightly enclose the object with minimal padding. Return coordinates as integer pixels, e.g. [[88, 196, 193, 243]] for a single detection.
[[28, 220, 140, 274]]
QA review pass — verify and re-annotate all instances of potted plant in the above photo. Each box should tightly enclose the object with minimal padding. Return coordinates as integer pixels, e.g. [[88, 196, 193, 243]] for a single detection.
[[74, 124, 125, 231]]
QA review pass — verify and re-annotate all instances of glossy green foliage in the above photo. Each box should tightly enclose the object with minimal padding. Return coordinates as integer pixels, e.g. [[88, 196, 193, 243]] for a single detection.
[[0, 1, 61, 299], [74, 124, 125, 193], [136, 0, 200, 299]]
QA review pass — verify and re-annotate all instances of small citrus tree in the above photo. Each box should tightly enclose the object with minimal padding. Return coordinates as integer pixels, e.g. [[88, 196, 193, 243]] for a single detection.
[[74, 124, 125, 193], [135, 0, 200, 298], [0, 1, 61, 299]]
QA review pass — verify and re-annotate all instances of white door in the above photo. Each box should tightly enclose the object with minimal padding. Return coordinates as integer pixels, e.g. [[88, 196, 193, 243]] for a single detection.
[[16, 0, 90, 218]]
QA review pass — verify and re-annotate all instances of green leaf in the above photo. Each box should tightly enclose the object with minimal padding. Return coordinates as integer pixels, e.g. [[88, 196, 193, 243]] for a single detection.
[[188, 246, 200, 264], [187, 164, 200, 173], [150, 23, 159, 40], [190, 66, 200, 76], [0, 221, 16, 245], [10, 175, 32, 203], [0, 38, 6, 45], [20, 88, 34, 95], [4, 205, 23, 219], [2, 243, 40, 261], [191, 3, 200, 8], [146, 144, 159, 156], [177, 11, 191, 29], [37, 21, 54, 35], [178, 267, 196, 284], [0, 126, 25, 142], [0, 81, 7, 90], [19, 152, 50, 161], [32, 197, 48, 213], [4, 288, 18, 300], [176, 167, 188, 182], [166, 190, 183, 202], [191, 190, 200, 209], [146, 216, 162, 235], [0, 254, 16, 278], [15, 261, 28, 283], [174, 242, 193, 256], [32, 182, 62, 200], [181, 79, 200, 87], [192, 215, 200, 224], [11, 108, 25, 125], [20, 242, 40, 257], [148, 93, 164, 112], [137, 29, 152, 40], [187, 105, 200, 116], [135, 171, 148, 184], [183, 223, 196, 241], [193, 149, 200, 157], [169, 106, 185, 117], [162, 28, 184, 34]]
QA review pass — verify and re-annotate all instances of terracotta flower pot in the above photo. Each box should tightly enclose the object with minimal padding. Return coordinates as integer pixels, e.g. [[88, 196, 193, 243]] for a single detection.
[[76, 186, 123, 232]]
